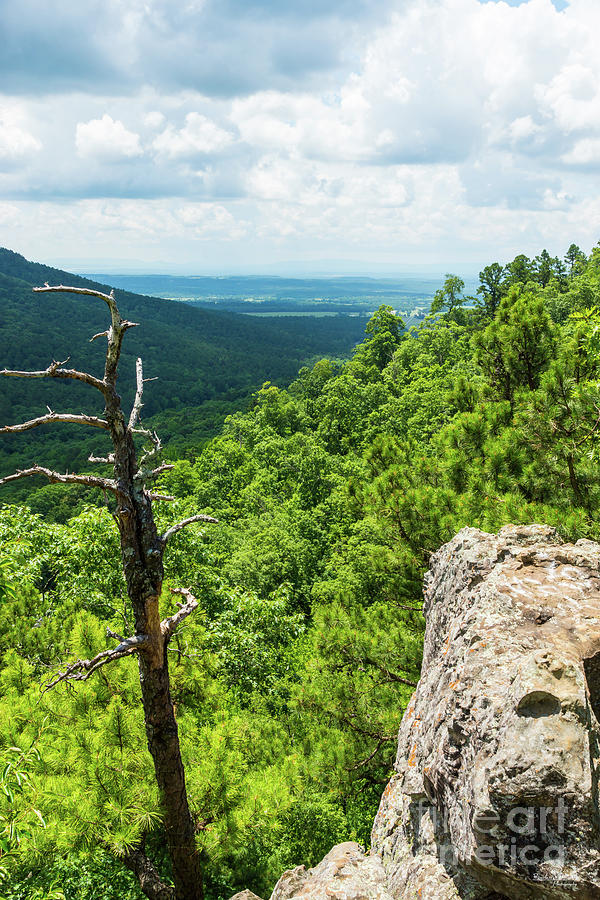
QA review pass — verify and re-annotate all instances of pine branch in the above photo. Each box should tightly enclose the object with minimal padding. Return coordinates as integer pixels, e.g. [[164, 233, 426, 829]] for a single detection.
[[1, 411, 108, 434], [161, 588, 199, 641], [337, 713, 397, 742], [160, 514, 219, 545], [98, 836, 175, 900], [0, 465, 118, 493], [43, 634, 149, 690], [0, 359, 106, 393], [347, 737, 388, 771], [361, 655, 418, 687]]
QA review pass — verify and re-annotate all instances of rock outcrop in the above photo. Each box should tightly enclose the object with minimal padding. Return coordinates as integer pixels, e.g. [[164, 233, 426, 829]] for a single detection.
[[230, 893, 265, 900], [373, 525, 600, 899], [232, 525, 600, 900], [270, 843, 393, 900]]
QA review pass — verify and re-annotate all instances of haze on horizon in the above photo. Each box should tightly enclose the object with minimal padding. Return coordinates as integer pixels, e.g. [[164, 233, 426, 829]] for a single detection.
[[0, 0, 597, 276]]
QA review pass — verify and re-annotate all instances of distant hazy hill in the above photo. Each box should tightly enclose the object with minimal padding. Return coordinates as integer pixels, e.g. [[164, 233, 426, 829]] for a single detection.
[[0, 248, 367, 491], [83, 272, 444, 310]]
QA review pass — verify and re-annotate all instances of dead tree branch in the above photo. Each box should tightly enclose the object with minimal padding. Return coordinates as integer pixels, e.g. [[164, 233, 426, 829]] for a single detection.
[[34, 284, 121, 316], [134, 462, 175, 487], [0, 359, 106, 394], [107, 627, 126, 643], [1, 411, 108, 434], [161, 588, 199, 641], [137, 429, 163, 465], [34, 285, 138, 388], [128, 357, 145, 430], [160, 514, 219, 546], [44, 634, 149, 690], [0, 465, 118, 493], [147, 463, 174, 479], [89, 452, 115, 464]]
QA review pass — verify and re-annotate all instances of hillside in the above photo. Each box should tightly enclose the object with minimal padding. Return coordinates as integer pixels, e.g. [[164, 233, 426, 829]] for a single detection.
[[0, 241, 599, 900], [0, 249, 367, 497]]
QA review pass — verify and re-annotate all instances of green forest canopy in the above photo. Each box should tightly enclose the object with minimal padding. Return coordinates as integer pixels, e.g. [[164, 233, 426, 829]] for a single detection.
[[0, 241, 599, 899]]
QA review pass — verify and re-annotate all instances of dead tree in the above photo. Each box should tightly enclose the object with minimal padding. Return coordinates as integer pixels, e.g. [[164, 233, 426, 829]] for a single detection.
[[0, 285, 218, 900]]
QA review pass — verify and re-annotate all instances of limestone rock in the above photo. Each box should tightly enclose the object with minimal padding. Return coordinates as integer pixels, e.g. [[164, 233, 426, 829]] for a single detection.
[[229, 893, 265, 900], [269, 842, 394, 900], [372, 524, 600, 899]]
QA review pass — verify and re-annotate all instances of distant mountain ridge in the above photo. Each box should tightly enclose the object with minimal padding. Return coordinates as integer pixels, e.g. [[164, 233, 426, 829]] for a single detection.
[[0, 248, 367, 494]]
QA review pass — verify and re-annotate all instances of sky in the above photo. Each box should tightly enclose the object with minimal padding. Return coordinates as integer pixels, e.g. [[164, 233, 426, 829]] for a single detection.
[[0, 0, 598, 274]]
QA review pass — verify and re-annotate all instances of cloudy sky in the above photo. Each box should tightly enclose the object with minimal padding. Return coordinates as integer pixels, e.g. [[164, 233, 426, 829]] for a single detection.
[[0, 0, 598, 273]]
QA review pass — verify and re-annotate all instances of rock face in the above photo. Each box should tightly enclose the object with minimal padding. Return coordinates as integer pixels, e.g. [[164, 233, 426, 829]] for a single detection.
[[270, 843, 394, 900], [229, 893, 265, 900], [231, 525, 600, 900], [372, 525, 600, 899]]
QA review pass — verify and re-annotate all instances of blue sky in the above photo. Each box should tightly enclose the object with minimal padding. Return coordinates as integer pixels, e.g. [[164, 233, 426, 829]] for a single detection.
[[0, 0, 598, 274]]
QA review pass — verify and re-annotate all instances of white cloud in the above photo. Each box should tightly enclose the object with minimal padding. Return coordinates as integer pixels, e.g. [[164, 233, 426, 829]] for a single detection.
[[562, 138, 600, 167], [144, 110, 166, 129], [75, 114, 142, 161], [153, 112, 234, 158], [537, 63, 600, 134], [0, 107, 41, 161], [3, 0, 600, 268], [542, 187, 572, 210], [229, 0, 573, 168], [507, 116, 541, 143]]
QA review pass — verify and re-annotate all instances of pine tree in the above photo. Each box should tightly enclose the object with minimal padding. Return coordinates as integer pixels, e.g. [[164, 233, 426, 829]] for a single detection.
[[476, 263, 506, 318], [430, 274, 467, 318]]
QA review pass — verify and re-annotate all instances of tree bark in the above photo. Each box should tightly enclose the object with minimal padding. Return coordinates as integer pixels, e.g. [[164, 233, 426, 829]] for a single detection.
[[138, 653, 203, 900], [107, 388, 203, 900], [121, 843, 175, 900]]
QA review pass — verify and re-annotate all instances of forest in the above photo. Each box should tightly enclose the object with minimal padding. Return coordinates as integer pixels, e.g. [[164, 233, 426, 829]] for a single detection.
[[0, 248, 367, 514], [0, 240, 598, 900]]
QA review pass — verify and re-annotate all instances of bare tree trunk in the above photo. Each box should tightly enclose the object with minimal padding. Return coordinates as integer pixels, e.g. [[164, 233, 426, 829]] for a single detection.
[[112, 431, 203, 900], [0, 284, 213, 900], [138, 655, 202, 899]]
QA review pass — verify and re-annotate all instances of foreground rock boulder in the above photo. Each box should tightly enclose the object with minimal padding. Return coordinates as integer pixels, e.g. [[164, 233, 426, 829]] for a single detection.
[[373, 524, 600, 899], [232, 525, 600, 900], [270, 843, 393, 900]]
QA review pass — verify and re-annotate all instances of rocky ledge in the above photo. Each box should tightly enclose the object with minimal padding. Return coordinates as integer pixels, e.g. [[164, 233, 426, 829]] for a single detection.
[[235, 525, 600, 900]]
